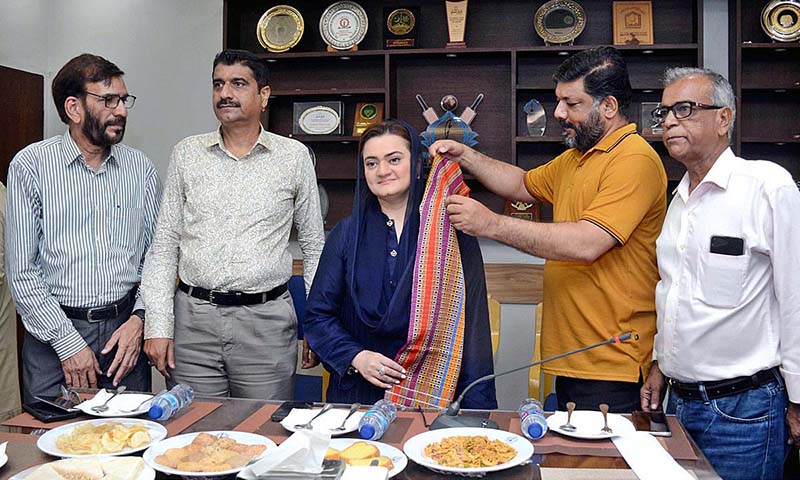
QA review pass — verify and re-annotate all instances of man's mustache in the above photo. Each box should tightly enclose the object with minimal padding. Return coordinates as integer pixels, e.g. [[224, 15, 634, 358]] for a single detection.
[[217, 101, 240, 108], [559, 119, 576, 130]]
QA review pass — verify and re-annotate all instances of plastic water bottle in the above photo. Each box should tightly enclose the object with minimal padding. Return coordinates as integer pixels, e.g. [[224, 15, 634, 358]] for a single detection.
[[358, 399, 397, 440], [518, 398, 548, 440], [148, 384, 194, 421]]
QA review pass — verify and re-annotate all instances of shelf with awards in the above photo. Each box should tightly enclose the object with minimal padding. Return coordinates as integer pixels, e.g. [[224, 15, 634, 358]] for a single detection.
[[224, 0, 703, 226], [730, 0, 800, 179]]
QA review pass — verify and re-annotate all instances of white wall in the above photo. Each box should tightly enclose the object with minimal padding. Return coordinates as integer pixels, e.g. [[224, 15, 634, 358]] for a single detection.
[[0, 0, 49, 75]]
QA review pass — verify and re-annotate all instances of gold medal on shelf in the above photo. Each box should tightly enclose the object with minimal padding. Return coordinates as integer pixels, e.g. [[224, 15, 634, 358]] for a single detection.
[[761, 0, 800, 42], [256, 5, 305, 53]]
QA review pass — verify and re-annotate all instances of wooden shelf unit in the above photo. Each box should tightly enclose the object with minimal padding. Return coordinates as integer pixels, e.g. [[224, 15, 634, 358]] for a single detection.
[[225, 0, 703, 227], [730, 0, 800, 180]]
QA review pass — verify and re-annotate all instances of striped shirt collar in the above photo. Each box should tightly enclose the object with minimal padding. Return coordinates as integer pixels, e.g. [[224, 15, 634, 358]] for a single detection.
[[61, 129, 119, 167], [204, 125, 272, 157]]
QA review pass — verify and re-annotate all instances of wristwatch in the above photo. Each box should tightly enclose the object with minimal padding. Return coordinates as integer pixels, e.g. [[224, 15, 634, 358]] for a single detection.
[[132, 309, 146, 321]]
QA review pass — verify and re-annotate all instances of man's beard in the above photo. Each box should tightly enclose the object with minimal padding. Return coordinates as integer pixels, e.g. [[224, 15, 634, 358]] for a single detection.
[[560, 107, 605, 152], [82, 109, 126, 147]]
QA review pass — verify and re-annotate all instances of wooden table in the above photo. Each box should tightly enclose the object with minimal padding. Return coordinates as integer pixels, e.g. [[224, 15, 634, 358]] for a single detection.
[[0, 395, 720, 479]]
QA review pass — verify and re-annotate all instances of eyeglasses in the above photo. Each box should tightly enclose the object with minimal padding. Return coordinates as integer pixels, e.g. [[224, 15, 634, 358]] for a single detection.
[[651, 101, 723, 125], [84, 91, 137, 109]]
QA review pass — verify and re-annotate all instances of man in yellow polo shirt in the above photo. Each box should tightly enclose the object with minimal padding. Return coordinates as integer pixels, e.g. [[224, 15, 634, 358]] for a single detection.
[[430, 46, 666, 412]]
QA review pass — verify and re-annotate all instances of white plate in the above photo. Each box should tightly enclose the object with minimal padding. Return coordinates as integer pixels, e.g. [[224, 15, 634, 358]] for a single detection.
[[37, 418, 168, 458], [403, 427, 534, 475], [547, 410, 636, 439], [329, 438, 407, 478], [10, 457, 155, 480], [142, 430, 276, 477], [76, 390, 154, 417], [280, 408, 364, 436]]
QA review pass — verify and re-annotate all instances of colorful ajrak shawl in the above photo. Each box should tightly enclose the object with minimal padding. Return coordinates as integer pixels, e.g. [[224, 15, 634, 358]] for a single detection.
[[387, 154, 469, 409]]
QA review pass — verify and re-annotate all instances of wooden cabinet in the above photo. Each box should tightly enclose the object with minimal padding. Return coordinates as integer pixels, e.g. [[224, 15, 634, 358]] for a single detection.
[[224, 0, 702, 227], [730, 1, 800, 179]]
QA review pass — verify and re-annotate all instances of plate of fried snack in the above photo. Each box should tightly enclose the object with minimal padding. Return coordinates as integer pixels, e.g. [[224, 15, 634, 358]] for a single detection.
[[37, 419, 167, 458], [142, 431, 275, 477], [325, 439, 407, 477], [10, 456, 154, 480], [403, 427, 534, 475]]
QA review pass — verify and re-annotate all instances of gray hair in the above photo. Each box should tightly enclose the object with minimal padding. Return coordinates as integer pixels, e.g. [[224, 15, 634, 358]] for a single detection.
[[663, 67, 736, 142]]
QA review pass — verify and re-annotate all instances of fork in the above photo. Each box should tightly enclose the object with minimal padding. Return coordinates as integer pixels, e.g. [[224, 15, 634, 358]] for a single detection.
[[559, 401, 577, 432], [294, 403, 333, 430], [120, 389, 166, 413], [333, 403, 361, 431], [599, 403, 613, 434], [91, 386, 126, 413]]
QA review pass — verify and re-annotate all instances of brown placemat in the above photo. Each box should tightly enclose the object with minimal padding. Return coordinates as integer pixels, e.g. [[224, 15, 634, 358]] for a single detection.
[[526, 416, 697, 460], [1, 412, 86, 430], [233, 404, 279, 433], [164, 401, 222, 437]]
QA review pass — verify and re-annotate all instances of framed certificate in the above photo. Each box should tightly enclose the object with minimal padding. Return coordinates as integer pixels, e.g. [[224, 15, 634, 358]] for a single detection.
[[293, 101, 344, 136], [613, 1, 654, 46]]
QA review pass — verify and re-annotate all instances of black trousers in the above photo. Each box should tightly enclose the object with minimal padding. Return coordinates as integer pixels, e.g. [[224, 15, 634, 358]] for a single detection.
[[555, 375, 643, 413]]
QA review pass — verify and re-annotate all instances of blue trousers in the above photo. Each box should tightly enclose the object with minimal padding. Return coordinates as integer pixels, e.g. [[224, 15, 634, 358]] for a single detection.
[[667, 377, 789, 480]]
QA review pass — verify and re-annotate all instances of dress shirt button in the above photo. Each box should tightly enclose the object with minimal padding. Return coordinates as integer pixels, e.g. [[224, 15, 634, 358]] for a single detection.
[[387, 220, 394, 227], [390, 249, 397, 257], [679, 244, 686, 251]]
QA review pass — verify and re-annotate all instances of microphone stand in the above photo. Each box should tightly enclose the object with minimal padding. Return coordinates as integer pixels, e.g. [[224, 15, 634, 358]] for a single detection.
[[429, 332, 638, 430]]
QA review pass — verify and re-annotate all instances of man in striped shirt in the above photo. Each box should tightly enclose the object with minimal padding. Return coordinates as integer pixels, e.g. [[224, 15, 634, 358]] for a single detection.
[[6, 54, 162, 402]]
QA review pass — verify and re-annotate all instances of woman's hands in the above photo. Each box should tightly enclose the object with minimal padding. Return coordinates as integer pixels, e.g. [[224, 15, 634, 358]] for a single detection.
[[352, 350, 406, 389]]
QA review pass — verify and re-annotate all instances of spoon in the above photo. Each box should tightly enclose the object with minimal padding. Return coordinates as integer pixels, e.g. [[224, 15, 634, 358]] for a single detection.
[[91, 386, 127, 413], [599, 403, 613, 434], [294, 403, 333, 430], [120, 389, 166, 413], [559, 401, 577, 432], [333, 403, 362, 431]]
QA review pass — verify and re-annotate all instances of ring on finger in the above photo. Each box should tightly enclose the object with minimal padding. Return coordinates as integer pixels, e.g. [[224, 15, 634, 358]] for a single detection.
[[378, 364, 386, 376]]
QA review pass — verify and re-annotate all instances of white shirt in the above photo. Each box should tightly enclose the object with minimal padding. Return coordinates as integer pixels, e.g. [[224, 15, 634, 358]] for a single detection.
[[654, 148, 800, 402]]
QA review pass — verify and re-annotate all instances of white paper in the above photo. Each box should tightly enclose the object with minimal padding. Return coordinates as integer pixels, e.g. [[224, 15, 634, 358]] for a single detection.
[[611, 432, 695, 480], [0, 441, 7, 456], [341, 465, 389, 480], [238, 429, 330, 479], [281, 408, 363, 433]]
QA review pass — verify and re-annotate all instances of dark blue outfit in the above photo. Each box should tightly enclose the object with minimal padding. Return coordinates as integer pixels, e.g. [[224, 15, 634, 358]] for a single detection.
[[304, 121, 496, 409]]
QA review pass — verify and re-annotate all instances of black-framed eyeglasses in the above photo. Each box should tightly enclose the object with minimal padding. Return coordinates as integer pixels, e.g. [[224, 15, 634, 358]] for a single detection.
[[84, 91, 137, 109], [651, 101, 723, 125]]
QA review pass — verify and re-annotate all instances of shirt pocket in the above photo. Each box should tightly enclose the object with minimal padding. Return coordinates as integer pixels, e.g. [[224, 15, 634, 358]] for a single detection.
[[695, 252, 747, 308], [109, 206, 143, 253]]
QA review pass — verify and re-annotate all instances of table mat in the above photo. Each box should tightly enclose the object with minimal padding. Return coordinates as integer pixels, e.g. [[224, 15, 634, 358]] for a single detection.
[[540, 467, 640, 480], [233, 404, 279, 433], [528, 416, 697, 460], [1, 400, 222, 438]]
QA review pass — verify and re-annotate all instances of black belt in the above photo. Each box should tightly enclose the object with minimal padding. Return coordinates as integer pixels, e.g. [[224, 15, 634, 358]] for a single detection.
[[668, 367, 781, 401], [178, 280, 287, 306], [61, 289, 137, 322]]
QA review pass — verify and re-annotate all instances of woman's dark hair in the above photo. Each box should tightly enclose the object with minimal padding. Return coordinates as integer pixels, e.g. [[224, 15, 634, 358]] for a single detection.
[[52, 53, 124, 124], [213, 49, 270, 89], [553, 46, 632, 119], [358, 120, 412, 157]]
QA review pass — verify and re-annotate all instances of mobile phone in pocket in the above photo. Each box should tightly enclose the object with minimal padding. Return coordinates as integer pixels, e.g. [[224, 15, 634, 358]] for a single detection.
[[271, 400, 314, 422], [632, 410, 672, 437]]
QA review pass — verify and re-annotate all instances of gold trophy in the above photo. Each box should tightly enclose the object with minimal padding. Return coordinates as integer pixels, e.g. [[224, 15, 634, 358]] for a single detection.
[[445, 0, 468, 48]]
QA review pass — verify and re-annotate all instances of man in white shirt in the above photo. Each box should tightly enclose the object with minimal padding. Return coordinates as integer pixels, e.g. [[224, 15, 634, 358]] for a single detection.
[[640, 67, 800, 480]]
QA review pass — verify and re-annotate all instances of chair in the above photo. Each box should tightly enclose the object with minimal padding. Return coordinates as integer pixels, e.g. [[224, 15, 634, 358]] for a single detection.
[[529, 302, 555, 405], [288, 275, 323, 402], [487, 293, 501, 359]]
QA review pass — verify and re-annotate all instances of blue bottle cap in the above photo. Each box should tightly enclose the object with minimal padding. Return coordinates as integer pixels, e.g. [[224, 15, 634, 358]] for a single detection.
[[527, 422, 545, 439], [148, 404, 163, 420], [359, 424, 375, 439]]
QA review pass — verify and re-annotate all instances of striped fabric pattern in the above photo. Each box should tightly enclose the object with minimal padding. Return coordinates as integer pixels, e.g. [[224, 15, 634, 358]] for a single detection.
[[5, 131, 161, 361], [388, 154, 469, 409]]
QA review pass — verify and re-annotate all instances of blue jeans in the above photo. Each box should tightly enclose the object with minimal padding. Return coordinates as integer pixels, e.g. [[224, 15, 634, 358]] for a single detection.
[[667, 378, 789, 480]]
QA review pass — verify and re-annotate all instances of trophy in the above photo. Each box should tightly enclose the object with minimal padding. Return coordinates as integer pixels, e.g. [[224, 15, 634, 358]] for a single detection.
[[384, 7, 419, 48], [534, 0, 586, 46], [353, 102, 384, 136], [640, 102, 662, 136], [256, 5, 305, 53], [761, 0, 800, 42], [523, 99, 546, 136], [613, 1, 653, 46], [293, 101, 343, 136], [445, 0, 468, 48], [418, 93, 481, 149], [320, 1, 369, 52]]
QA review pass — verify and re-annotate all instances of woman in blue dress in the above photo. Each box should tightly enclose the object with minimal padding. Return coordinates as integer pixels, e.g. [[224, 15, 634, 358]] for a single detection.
[[304, 120, 496, 409]]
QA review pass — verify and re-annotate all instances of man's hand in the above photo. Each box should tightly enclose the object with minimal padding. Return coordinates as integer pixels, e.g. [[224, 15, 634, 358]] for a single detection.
[[445, 195, 498, 237], [640, 361, 666, 412], [787, 402, 800, 446], [144, 338, 175, 379], [102, 314, 144, 386], [352, 350, 406, 389], [61, 346, 102, 389], [301, 337, 319, 369], [429, 139, 470, 164]]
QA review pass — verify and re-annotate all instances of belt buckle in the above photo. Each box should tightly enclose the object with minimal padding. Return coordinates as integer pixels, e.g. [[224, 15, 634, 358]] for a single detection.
[[208, 291, 217, 305], [86, 308, 101, 323]]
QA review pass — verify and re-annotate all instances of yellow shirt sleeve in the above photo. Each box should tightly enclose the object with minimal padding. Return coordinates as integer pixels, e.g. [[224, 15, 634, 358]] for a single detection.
[[580, 153, 666, 245], [523, 153, 569, 204]]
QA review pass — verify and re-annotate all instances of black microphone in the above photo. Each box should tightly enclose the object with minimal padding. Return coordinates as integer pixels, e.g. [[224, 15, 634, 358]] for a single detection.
[[429, 332, 638, 430]]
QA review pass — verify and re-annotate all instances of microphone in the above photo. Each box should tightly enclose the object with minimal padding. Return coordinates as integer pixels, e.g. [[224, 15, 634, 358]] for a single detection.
[[429, 332, 638, 430]]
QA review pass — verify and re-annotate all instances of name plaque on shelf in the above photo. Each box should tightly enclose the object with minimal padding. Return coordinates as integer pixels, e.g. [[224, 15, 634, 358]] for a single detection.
[[613, 1, 654, 46], [293, 102, 344, 136]]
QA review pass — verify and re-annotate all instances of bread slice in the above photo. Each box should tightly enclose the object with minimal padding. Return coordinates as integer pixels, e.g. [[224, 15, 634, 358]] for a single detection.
[[24, 463, 67, 480], [51, 457, 105, 480], [347, 455, 394, 470], [324, 447, 342, 460], [340, 442, 380, 462], [101, 457, 145, 479]]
